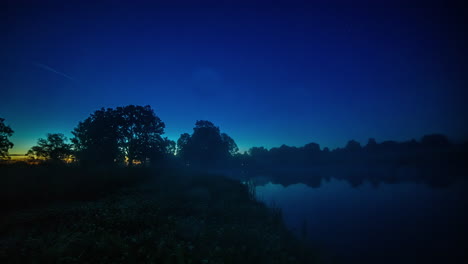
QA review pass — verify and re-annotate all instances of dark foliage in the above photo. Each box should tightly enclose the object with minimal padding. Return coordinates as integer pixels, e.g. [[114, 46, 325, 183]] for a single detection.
[[237, 135, 468, 188], [0, 118, 14, 160], [177, 120, 238, 169], [27, 133, 72, 162], [72, 107, 121, 166], [72, 105, 167, 166]]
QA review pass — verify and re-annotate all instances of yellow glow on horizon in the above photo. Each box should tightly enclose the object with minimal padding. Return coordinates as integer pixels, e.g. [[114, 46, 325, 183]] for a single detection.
[[9, 155, 29, 160]]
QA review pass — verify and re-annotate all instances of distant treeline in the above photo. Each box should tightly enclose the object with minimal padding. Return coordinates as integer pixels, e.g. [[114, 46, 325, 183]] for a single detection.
[[236, 134, 467, 170], [233, 135, 468, 188], [1, 105, 467, 187]]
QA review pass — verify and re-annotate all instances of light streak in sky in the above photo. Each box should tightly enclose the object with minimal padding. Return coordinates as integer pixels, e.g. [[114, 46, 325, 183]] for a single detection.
[[33, 62, 74, 81]]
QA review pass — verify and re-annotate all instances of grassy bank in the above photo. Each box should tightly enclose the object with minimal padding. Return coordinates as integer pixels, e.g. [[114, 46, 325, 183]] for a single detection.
[[0, 165, 322, 263], [0, 163, 152, 212]]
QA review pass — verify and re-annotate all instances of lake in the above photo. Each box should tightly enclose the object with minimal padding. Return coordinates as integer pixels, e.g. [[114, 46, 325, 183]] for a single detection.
[[255, 177, 467, 263]]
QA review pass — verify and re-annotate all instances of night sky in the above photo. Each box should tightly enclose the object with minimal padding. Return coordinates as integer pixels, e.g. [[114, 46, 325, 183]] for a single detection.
[[1, 1, 467, 154]]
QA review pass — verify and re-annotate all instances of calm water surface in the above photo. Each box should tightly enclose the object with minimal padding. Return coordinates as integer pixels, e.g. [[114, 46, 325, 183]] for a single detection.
[[256, 178, 467, 263]]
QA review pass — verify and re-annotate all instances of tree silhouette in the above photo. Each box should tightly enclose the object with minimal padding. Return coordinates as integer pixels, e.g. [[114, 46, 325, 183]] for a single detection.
[[147, 137, 176, 167], [0, 118, 14, 160], [249, 146, 268, 156], [248, 146, 270, 168], [115, 105, 166, 165], [72, 108, 122, 166], [72, 105, 166, 166], [221, 132, 239, 155], [176, 133, 191, 157], [303, 142, 320, 153], [365, 138, 378, 150], [162, 137, 176, 155], [345, 140, 362, 152], [27, 133, 72, 162], [176, 120, 238, 168]]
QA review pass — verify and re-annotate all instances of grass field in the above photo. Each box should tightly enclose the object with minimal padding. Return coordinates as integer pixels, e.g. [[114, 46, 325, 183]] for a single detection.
[[0, 165, 322, 263]]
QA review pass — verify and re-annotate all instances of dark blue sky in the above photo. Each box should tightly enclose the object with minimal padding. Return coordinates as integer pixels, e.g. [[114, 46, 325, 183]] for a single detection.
[[1, 1, 467, 154]]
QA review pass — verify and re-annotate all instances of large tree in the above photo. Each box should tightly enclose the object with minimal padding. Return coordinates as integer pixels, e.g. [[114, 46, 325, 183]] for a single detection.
[[176, 120, 238, 168], [72, 108, 122, 165], [72, 105, 166, 166], [27, 133, 72, 162], [114, 105, 165, 165], [0, 118, 14, 160]]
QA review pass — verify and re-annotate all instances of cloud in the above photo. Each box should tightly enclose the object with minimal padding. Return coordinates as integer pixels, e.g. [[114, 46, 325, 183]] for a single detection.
[[32, 62, 74, 81]]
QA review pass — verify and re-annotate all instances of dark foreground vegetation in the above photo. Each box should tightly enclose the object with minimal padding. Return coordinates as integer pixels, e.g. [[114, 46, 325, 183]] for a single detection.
[[0, 165, 322, 264]]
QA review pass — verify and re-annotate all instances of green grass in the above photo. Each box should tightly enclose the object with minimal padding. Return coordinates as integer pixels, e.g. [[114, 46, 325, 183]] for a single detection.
[[0, 166, 322, 263]]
